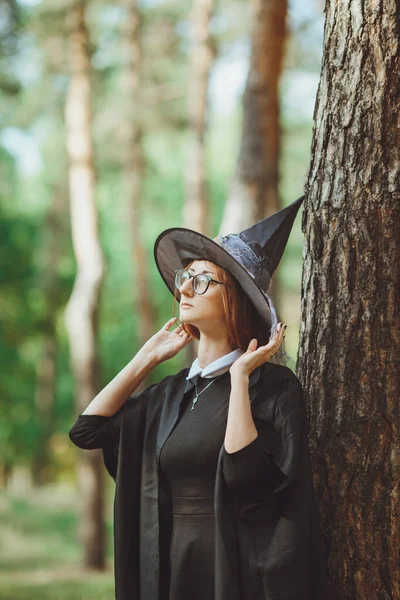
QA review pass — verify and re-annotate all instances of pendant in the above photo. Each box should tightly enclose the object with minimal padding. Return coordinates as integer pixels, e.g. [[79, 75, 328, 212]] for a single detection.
[[191, 395, 199, 410]]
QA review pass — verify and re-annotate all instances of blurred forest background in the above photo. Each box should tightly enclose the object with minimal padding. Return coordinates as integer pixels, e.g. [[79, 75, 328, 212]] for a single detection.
[[0, 0, 324, 597]]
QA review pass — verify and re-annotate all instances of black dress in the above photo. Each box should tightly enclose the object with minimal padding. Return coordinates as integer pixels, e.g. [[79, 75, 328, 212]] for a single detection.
[[157, 371, 285, 600]]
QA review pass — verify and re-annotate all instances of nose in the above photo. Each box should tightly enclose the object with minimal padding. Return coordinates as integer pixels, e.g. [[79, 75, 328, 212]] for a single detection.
[[179, 276, 194, 297]]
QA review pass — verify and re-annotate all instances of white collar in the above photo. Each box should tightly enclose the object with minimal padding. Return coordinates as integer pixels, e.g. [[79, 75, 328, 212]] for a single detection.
[[186, 348, 245, 381]]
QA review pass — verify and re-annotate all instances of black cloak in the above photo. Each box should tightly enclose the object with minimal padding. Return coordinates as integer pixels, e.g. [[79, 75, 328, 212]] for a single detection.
[[69, 361, 327, 600]]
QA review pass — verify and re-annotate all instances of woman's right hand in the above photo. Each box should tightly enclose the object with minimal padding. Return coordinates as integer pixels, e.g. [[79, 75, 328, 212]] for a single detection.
[[142, 317, 193, 364]]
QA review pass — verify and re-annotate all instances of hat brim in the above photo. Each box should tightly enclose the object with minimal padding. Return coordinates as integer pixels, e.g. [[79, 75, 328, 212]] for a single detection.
[[153, 227, 273, 331]]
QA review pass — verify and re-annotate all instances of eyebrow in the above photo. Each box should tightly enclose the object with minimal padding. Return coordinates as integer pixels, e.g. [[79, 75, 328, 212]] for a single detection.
[[187, 267, 215, 275]]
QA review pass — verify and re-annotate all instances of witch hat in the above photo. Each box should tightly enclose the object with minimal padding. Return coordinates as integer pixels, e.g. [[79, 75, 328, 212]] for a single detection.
[[154, 195, 304, 337]]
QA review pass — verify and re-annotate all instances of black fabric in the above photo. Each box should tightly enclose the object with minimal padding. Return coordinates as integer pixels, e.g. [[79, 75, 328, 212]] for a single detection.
[[156, 372, 284, 600], [69, 362, 328, 600]]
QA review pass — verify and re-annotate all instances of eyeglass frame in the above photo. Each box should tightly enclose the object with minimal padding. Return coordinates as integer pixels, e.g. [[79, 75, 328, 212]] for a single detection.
[[174, 268, 226, 295]]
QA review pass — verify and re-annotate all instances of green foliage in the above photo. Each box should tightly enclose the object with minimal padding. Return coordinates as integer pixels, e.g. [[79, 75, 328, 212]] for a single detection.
[[0, 0, 321, 474], [0, 187, 40, 463]]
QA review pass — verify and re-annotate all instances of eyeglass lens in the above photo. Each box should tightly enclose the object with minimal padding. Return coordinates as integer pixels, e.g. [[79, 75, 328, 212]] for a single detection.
[[175, 270, 209, 294]]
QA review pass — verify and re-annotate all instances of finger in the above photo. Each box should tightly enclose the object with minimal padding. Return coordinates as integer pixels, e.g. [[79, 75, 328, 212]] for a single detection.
[[164, 317, 178, 330], [249, 338, 258, 351], [180, 333, 192, 345], [244, 339, 256, 353], [272, 325, 284, 342]]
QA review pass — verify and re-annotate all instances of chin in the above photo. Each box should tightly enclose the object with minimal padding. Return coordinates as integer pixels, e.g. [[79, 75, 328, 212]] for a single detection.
[[180, 315, 197, 327], [180, 317, 193, 326]]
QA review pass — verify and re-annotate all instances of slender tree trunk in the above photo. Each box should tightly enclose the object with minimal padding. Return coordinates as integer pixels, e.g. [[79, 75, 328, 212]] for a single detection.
[[121, 0, 155, 386], [219, 0, 287, 313], [32, 335, 57, 485], [183, 0, 216, 234], [64, 2, 106, 570], [219, 0, 287, 235], [297, 2, 400, 599], [0, 462, 12, 489], [183, 0, 216, 364]]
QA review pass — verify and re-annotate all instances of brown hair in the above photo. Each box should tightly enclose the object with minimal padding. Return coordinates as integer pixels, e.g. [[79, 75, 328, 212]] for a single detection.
[[173, 260, 274, 350]]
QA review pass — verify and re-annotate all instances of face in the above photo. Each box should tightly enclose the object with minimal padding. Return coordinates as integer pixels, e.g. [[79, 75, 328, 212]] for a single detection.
[[178, 260, 227, 335]]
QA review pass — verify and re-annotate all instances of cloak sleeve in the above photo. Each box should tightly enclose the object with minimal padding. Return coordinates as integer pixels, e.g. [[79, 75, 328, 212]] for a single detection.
[[228, 370, 328, 600], [222, 418, 286, 492], [68, 380, 161, 482], [249, 375, 304, 493], [68, 411, 123, 450], [69, 380, 163, 449]]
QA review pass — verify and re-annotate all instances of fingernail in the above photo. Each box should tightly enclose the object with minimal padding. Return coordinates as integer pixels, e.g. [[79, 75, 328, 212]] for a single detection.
[[284, 324, 287, 330]]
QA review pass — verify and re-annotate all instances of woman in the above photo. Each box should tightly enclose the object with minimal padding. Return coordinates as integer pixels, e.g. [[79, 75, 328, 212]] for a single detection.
[[69, 195, 327, 600]]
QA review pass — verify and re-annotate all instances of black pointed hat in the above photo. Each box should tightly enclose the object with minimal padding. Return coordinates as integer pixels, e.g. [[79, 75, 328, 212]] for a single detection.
[[154, 195, 304, 338]]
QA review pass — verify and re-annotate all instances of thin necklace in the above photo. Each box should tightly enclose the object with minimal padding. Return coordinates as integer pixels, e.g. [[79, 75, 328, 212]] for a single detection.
[[191, 374, 224, 411]]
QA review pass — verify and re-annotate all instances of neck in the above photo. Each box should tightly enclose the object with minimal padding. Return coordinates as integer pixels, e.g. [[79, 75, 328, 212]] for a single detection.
[[197, 333, 235, 369]]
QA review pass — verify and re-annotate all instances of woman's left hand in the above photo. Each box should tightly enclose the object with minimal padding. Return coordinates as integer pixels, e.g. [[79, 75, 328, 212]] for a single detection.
[[229, 322, 286, 379]]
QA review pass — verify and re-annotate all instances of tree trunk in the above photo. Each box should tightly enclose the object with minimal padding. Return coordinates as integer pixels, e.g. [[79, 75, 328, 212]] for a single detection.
[[64, 2, 106, 570], [120, 0, 156, 388], [219, 0, 287, 314], [183, 0, 216, 234], [32, 335, 57, 486], [183, 0, 216, 364], [219, 0, 287, 235], [297, 2, 400, 599]]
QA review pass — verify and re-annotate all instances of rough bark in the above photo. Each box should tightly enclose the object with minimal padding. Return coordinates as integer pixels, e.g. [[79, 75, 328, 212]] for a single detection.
[[183, 0, 216, 234], [219, 0, 287, 235], [120, 0, 156, 378], [297, 1, 400, 599], [64, 2, 106, 570]]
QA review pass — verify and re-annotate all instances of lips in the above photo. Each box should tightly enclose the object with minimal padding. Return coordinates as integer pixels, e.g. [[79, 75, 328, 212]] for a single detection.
[[180, 303, 193, 308]]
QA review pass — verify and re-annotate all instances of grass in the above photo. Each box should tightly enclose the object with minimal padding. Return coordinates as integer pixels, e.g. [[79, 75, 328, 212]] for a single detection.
[[0, 483, 115, 600], [0, 572, 115, 600]]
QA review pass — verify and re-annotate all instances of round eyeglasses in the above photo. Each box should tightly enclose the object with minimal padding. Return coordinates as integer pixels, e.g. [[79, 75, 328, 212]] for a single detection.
[[174, 269, 226, 295]]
